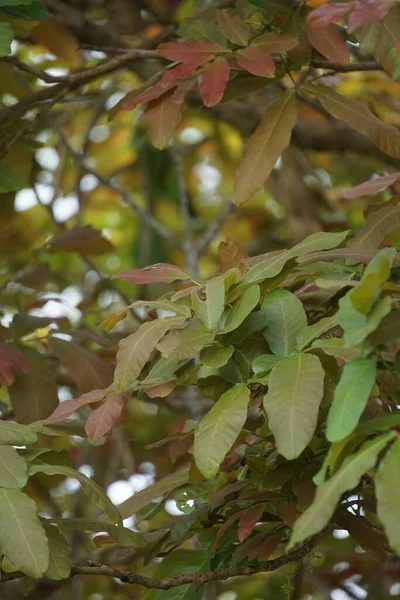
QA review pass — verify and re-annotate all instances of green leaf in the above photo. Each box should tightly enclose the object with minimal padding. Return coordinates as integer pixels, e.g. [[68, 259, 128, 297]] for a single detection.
[[263, 353, 324, 460], [144, 357, 181, 383], [194, 383, 251, 479], [356, 414, 400, 434], [0, 488, 49, 577], [348, 204, 400, 250], [311, 338, 361, 361], [288, 432, 396, 549], [252, 354, 280, 376], [0, 445, 28, 488], [261, 289, 307, 358], [348, 248, 396, 314], [326, 357, 377, 443], [0, 159, 24, 189], [220, 285, 260, 334], [157, 326, 215, 360], [192, 276, 225, 331], [114, 467, 190, 521], [28, 464, 122, 526], [0, 23, 13, 57], [0, 1, 50, 19], [338, 295, 392, 346], [376, 436, 400, 553], [243, 231, 349, 284], [297, 316, 338, 350], [200, 344, 234, 368], [0, 420, 39, 445], [49, 518, 147, 547], [115, 316, 186, 389], [43, 525, 71, 580]]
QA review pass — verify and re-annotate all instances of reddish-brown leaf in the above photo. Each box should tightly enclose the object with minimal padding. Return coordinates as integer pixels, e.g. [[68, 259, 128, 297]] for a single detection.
[[45, 388, 107, 423], [144, 379, 176, 398], [144, 91, 183, 149], [348, 0, 395, 32], [157, 42, 225, 66], [50, 337, 113, 394], [114, 263, 189, 284], [279, 502, 300, 528], [14, 263, 51, 290], [307, 3, 351, 29], [0, 342, 31, 387], [160, 63, 199, 89], [219, 239, 247, 273], [85, 392, 127, 441], [199, 58, 230, 107], [253, 32, 299, 53], [46, 225, 113, 255], [250, 530, 283, 560], [307, 24, 349, 64], [171, 79, 198, 104], [217, 8, 251, 46], [9, 350, 58, 424], [213, 512, 240, 549], [342, 173, 400, 198], [235, 46, 275, 78], [238, 503, 266, 542]]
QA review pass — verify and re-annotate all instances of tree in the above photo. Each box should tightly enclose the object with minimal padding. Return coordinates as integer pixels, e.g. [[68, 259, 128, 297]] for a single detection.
[[1, 0, 400, 598]]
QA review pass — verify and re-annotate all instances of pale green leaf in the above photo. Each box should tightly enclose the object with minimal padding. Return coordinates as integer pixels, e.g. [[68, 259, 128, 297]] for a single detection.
[[0, 488, 49, 577], [192, 276, 225, 331], [311, 338, 361, 361], [44, 524, 71, 580], [220, 285, 260, 334], [0, 23, 13, 57], [115, 316, 186, 389], [28, 464, 122, 526], [348, 248, 396, 314], [297, 316, 338, 350], [200, 344, 234, 368], [0, 420, 39, 445], [252, 354, 280, 375], [376, 436, 400, 553], [157, 326, 215, 360], [263, 353, 324, 459], [288, 432, 396, 548], [262, 289, 307, 357], [194, 383, 251, 479], [326, 357, 377, 443], [338, 295, 392, 346], [144, 357, 181, 383], [0, 445, 28, 488]]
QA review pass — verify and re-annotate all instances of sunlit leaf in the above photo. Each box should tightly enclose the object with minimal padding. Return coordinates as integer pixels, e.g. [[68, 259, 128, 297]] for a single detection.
[[264, 353, 324, 459], [194, 383, 250, 479], [252, 354, 280, 375], [262, 289, 307, 357]]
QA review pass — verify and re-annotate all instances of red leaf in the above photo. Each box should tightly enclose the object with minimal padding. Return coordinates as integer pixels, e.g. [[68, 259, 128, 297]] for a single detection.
[[253, 32, 299, 53], [279, 502, 300, 528], [307, 24, 349, 64], [119, 83, 173, 112], [172, 79, 198, 104], [199, 58, 230, 107], [46, 225, 114, 255], [238, 503, 266, 542], [113, 263, 189, 284], [45, 388, 107, 423], [342, 172, 400, 198], [348, 0, 395, 32], [307, 3, 352, 29], [0, 342, 31, 387], [158, 42, 225, 66], [249, 530, 283, 560], [85, 391, 127, 441], [236, 46, 275, 78], [160, 63, 199, 88]]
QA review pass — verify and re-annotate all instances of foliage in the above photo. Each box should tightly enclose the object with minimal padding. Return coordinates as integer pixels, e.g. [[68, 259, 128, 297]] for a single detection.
[[2, 0, 400, 599]]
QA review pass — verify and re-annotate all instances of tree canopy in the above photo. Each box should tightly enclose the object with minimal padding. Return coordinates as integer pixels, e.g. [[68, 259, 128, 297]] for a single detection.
[[1, 0, 400, 599]]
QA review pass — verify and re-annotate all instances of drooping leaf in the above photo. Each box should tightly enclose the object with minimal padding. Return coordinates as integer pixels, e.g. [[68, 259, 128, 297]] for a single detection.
[[348, 204, 400, 250], [157, 41, 225, 65], [28, 464, 122, 526], [0, 342, 31, 387], [232, 91, 295, 206], [46, 225, 114, 255], [194, 383, 251, 479], [306, 24, 349, 63], [342, 173, 400, 199], [376, 436, 400, 554], [235, 45, 276, 77], [200, 344, 234, 368], [219, 239, 247, 273], [303, 84, 400, 159], [252, 354, 280, 375], [199, 58, 230, 107], [43, 524, 71, 580], [297, 315, 338, 350], [0, 445, 28, 488], [115, 316, 186, 389], [0, 159, 24, 190], [144, 91, 183, 149], [221, 285, 260, 334], [217, 8, 252, 45], [192, 276, 225, 331], [263, 353, 325, 460], [288, 432, 396, 548], [0, 420, 39, 446], [45, 389, 106, 423], [114, 263, 189, 284], [85, 392, 127, 441], [157, 325, 215, 360], [9, 350, 58, 424], [0, 488, 49, 578], [326, 357, 377, 443], [261, 289, 307, 357]]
